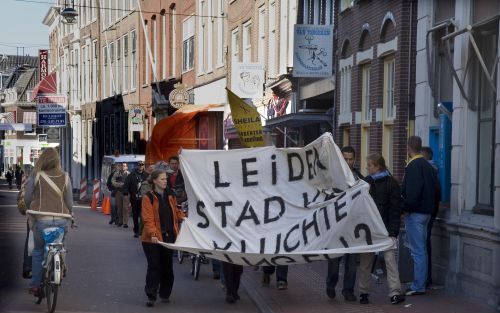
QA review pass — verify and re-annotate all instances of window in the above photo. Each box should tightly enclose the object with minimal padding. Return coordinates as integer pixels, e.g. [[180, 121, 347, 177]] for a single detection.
[[470, 19, 497, 213], [231, 27, 239, 64], [198, 0, 206, 74], [92, 40, 97, 100], [117, 38, 122, 93], [162, 13, 167, 79], [91, 0, 97, 21], [111, 0, 116, 23], [217, 0, 225, 67], [152, 17, 158, 80], [207, 0, 214, 72], [82, 46, 88, 102], [258, 6, 266, 64], [360, 126, 370, 176], [340, 0, 352, 13], [123, 34, 129, 91], [384, 57, 396, 119], [182, 16, 195, 72], [268, 1, 276, 77], [339, 66, 351, 115], [243, 21, 252, 62], [131, 30, 137, 90], [361, 65, 371, 123], [144, 21, 149, 84], [110, 42, 115, 95], [302, 0, 333, 25]]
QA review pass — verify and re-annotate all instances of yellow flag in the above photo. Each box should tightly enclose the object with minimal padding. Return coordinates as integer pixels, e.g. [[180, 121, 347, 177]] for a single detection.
[[226, 88, 265, 147]]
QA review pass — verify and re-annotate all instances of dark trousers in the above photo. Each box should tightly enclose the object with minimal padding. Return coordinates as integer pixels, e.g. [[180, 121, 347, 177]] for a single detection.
[[131, 198, 142, 235], [109, 195, 117, 223], [142, 242, 174, 300], [326, 254, 357, 293], [263, 265, 288, 282], [426, 216, 436, 286], [23, 220, 32, 273], [222, 262, 243, 297]]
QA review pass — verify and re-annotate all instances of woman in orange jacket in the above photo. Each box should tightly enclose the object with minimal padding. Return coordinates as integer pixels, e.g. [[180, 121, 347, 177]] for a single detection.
[[141, 170, 185, 307]]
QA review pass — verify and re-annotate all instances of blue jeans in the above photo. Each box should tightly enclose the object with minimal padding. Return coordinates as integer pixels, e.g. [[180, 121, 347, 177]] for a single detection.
[[326, 254, 357, 293], [405, 213, 430, 292], [263, 265, 288, 282], [31, 218, 69, 288]]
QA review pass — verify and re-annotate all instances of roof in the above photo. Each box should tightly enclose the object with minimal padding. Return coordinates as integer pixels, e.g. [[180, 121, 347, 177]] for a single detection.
[[0, 55, 38, 73]]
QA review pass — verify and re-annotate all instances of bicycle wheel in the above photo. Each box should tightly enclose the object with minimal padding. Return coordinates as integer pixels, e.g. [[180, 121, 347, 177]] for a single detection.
[[193, 256, 201, 280], [177, 250, 184, 264], [45, 269, 58, 313]]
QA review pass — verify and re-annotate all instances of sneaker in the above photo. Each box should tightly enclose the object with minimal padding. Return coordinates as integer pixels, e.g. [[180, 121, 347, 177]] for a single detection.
[[405, 288, 425, 296], [342, 290, 357, 302], [261, 273, 270, 286], [277, 281, 288, 290], [123, 224, 128, 228], [326, 287, 336, 299], [146, 296, 156, 307], [390, 294, 405, 304], [225, 294, 236, 304], [360, 293, 369, 304]]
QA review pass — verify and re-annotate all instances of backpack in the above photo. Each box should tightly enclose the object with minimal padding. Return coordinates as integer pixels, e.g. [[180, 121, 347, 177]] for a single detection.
[[17, 174, 39, 215], [106, 171, 114, 191]]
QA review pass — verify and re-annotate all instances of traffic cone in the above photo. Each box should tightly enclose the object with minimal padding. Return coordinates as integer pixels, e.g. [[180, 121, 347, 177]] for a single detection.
[[101, 196, 111, 215], [91, 194, 98, 211]]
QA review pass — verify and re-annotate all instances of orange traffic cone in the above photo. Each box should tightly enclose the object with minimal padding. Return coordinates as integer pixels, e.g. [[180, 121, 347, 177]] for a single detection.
[[91, 194, 98, 211], [101, 196, 111, 215]]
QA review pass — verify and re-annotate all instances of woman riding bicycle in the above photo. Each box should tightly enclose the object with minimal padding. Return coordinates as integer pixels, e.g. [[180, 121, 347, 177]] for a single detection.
[[23, 148, 73, 297]]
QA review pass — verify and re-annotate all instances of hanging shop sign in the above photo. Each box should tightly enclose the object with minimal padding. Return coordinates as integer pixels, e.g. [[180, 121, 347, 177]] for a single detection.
[[231, 62, 265, 99], [129, 107, 145, 132], [37, 94, 67, 127], [293, 24, 334, 77]]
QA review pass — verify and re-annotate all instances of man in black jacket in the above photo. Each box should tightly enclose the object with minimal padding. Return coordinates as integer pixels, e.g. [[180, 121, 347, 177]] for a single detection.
[[401, 136, 438, 296], [126, 161, 148, 237]]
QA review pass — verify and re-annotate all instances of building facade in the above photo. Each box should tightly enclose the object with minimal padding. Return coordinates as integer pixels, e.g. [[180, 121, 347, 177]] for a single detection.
[[415, 0, 499, 308], [335, 0, 417, 180]]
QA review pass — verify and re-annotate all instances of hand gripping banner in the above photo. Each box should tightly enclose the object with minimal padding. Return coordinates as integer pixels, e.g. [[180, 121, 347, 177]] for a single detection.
[[160, 133, 395, 265]]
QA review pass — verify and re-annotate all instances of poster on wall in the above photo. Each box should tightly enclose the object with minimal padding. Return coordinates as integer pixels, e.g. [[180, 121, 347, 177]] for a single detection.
[[231, 62, 264, 99], [129, 107, 145, 132], [293, 24, 334, 78]]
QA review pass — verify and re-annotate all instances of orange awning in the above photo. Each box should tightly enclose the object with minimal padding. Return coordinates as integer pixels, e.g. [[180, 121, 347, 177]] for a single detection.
[[145, 104, 224, 165]]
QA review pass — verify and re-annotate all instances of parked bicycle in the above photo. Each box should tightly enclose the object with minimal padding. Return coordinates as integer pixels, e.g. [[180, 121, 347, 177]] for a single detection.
[[36, 219, 76, 313]]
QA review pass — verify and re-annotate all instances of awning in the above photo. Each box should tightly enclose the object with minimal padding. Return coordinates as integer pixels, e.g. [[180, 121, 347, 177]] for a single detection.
[[0, 123, 33, 131], [265, 112, 333, 128], [23, 111, 37, 124], [31, 71, 57, 100]]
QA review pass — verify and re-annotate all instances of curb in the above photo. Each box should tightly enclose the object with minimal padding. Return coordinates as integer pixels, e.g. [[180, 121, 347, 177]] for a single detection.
[[241, 275, 275, 313]]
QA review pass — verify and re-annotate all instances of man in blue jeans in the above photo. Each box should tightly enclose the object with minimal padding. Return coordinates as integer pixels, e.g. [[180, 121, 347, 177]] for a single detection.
[[401, 136, 438, 296]]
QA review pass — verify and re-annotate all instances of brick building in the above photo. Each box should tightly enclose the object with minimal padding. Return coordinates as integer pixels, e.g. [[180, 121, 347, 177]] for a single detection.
[[335, 0, 417, 179]]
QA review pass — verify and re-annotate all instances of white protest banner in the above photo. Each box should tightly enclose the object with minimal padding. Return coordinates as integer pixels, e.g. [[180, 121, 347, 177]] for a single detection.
[[231, 62, 265, 99], [161, 133, 394, 265], [293, 24, 334, 78]]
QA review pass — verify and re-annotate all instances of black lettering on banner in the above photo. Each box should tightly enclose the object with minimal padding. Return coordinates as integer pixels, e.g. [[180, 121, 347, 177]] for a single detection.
[[335, 199, 347, 222], [302, 254, 323, 263], [340, 236, 349, 248], [242, 157, 258, 187], [302, 190, 320, 208], [215, 201, 232, 227], [319, 206, 331, 230], [313, 147, 327, 170], [240, 240, 246, 253], [271, 154, 277, 185], [196, 201, 209, 228], [264, 196, 285, 223], [324, 192, 335, 201], [260, 238, 266, 254], [323, 254, 335, 260], [199, 251, 214, 259], [274, 233, 282, 254], [302, 211, 320, 245], [240, 257, 254, 266], [253, 258, 275, 267], [214, 161, 230, 187], [213, 241, 232, 250], [305, 149, 315, 179], [351, 190, 361, 200], [287, 152, 304, 181], [284, 224, 300, 252], [223, 253, 233, 263], [354, 223, 373, 245], [270, 256, 296, 265], [235, 200, 261, 226]]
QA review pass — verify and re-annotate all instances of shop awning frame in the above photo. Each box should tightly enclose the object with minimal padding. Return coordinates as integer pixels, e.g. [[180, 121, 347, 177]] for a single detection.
[[265, 112, 333, 128]]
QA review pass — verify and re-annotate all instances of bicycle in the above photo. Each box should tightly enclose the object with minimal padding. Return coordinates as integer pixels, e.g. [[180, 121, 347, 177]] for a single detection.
[[35, 220, 75, 313], [190, 254, 210, 280]]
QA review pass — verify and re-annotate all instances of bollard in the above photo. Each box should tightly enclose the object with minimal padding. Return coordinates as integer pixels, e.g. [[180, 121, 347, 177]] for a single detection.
[[90, 179, 100, 210], [80, 178, 87, 201]]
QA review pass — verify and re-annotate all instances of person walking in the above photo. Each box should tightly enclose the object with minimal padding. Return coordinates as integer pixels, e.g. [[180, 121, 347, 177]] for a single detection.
[[141, 170, 185, 307], [325, 146, 361, 301], [15, 165, 23, 189], [166, 156, 186, 204], [262, 265, 288, 290], [222, 262, 244, 303], [421, 147, 440, 288], [107, 164, 118, 225], [23, 148, 73, 297], [357, 153, 405, 305], [111, 163, 129, 227], [126, 161, 148, 237], [402, 136, 438, 296], [6, 169, 13, 189]]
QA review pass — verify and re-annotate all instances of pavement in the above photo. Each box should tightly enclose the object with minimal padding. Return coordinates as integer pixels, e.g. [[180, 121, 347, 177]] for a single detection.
[[0, 178, 497, 313]]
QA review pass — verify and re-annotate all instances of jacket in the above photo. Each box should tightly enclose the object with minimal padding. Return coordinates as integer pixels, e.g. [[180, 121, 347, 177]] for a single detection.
[[401, 156, 438, 215], [141, 189, 185, 243], [125, 168, 149, 200], [24, 169, 73, 218], [365, 174, 402, 237], [112, 170, 129, 194]]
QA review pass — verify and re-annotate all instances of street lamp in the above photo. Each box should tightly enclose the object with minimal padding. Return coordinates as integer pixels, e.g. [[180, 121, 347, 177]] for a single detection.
[[61, 0, 78, 24]]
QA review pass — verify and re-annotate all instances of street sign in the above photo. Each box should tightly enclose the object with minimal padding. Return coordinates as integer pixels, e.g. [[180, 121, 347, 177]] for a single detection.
[[39, 50, 48, 82], [37, 94, 67, 127], [38, 134, 47, 142], [46, 127, 60, 143]]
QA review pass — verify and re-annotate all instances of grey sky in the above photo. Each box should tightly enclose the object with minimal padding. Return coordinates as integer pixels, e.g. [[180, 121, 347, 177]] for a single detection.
[[0, 0, 51, 56]]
